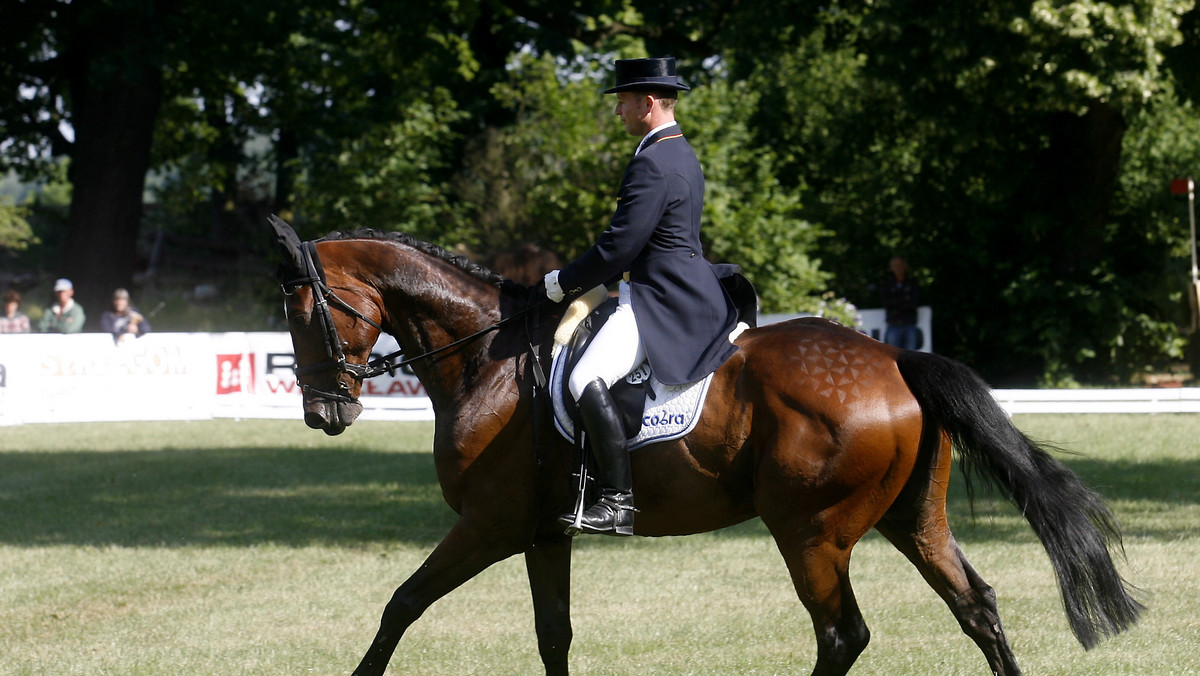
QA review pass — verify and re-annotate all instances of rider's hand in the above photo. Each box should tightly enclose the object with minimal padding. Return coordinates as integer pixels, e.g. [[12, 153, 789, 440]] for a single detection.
[[544, 270, 564, 303]]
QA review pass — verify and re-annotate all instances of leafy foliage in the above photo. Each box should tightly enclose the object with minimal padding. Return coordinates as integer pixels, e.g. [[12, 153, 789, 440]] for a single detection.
[[0, 198, 36, 252], [686, 76, 830, 312], [449, 53, 627, 259], [290, 88, 470, 240], [728, 2, 1199, 383], [3, 0, 1200, 384]]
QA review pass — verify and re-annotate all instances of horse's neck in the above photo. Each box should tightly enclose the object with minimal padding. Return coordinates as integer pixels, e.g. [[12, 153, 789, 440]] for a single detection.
[[379, 247, 505, 404]]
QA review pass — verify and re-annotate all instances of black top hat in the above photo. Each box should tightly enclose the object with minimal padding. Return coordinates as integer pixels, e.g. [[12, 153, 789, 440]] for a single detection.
[[604, 57, 691, 94]]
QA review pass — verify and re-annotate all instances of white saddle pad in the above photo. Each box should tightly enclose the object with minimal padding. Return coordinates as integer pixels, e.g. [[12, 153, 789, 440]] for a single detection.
[[548, 344, 714, 451]]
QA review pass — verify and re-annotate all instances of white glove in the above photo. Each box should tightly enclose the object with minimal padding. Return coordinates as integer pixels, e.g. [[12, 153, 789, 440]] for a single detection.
[[544, 270, 565, 303]]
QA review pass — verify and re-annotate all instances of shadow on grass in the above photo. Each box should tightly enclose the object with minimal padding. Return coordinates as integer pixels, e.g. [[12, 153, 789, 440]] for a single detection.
[[0, 447, 456, 548], [3, 444, 1195, 549], [713, 455, 1200, 544]]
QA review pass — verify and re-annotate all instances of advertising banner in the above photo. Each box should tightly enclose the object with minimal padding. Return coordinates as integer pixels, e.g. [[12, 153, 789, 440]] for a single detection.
[[207, 332, 433, 420], [0, 332, 434, 426], [0, 333, 213, 425]]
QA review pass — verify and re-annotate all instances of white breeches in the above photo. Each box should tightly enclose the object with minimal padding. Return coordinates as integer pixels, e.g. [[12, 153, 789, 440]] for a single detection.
[[568, 281, 646, 401]]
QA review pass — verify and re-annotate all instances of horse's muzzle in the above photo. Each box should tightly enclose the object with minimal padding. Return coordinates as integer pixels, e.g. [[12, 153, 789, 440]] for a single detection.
[[304, 399, 364, 435]]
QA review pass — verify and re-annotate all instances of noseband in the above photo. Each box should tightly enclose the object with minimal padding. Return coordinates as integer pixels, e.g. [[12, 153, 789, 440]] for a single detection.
[[280, 240, 546, 406]]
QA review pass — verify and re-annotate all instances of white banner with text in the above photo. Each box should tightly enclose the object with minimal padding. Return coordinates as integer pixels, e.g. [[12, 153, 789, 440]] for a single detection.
[[0, 332, 434, 426]]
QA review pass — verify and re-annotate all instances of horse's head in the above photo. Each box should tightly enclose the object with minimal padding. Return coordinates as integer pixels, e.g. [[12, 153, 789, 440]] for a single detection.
[[269, 215, 383, 435]]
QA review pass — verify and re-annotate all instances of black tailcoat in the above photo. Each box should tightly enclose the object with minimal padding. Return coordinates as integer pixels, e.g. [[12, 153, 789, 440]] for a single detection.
[[558, 126, 738, 385]]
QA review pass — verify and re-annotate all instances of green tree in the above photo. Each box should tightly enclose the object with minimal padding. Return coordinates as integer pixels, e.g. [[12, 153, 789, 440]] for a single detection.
[[0, 199, 37, 252], [686, 76, 831, 313], [723, 1, 1195, 383], [449, 53, 626, 259], [0, 1, 174, 314], [0, 0, 479, 310]]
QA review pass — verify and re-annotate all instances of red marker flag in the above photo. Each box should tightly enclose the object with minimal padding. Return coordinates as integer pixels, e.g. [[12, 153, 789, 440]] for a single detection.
[[1171, 178, 1194, 196]]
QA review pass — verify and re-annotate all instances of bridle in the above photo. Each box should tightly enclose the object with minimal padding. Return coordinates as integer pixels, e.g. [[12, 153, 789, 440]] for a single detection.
[[279, 240, 545, 405]]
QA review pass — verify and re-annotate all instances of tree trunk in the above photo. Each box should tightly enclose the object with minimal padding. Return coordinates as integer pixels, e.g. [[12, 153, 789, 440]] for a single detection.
[[58, 5, 168, 327]]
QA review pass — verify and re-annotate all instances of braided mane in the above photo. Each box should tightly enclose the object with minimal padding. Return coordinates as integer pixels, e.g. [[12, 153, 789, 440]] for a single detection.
[[319, 228, 507, 288]]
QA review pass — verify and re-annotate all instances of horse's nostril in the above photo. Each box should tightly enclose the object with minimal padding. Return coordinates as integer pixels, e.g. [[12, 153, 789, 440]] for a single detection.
[[304, 411, 326, 429]]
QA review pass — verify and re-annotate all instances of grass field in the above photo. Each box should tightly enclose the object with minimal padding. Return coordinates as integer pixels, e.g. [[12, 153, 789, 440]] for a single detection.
[[1, 415, 1198, 675]]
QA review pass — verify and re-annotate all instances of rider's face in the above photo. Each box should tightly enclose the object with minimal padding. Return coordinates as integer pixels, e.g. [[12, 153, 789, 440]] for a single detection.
[[614, 92, 653, 137]]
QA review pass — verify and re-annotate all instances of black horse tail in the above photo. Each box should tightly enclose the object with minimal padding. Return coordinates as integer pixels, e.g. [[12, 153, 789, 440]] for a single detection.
[[895, 350, 1144, 649]]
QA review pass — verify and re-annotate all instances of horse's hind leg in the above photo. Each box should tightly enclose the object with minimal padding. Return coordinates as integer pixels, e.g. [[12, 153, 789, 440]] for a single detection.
[[768, 527, 870, 676], [876, 449, 1023, 676], [876, 518, 1021, 676]]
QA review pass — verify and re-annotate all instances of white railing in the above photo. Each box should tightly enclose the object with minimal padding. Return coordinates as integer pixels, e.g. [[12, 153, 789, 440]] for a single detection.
[[993, 388, 1200, 415]]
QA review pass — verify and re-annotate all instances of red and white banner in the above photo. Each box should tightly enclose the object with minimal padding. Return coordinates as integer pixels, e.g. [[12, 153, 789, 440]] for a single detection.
[[0, 332, 434, 426]]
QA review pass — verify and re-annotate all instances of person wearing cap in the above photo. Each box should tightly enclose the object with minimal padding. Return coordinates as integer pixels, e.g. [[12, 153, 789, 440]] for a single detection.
[[543, 57, 739, 536], [37, 278, 86, 333], [1, 290, 31, 333], [100, 288, 152, 344]]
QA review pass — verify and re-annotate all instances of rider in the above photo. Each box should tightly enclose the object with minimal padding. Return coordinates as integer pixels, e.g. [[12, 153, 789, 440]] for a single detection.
[[544, 57, 740, 536]]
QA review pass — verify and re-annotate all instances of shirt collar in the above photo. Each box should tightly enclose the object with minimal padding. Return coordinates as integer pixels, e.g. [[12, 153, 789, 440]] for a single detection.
[[635, 121, 680, 156]]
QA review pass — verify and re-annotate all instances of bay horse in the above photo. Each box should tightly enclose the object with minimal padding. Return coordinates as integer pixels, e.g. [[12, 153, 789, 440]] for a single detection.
[[267, 216, 1141, 676]]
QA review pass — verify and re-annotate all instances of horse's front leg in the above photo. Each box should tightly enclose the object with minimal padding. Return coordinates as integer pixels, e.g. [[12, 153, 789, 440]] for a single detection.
[[352, 518, 521, 676], [524, 533, 574, 676]]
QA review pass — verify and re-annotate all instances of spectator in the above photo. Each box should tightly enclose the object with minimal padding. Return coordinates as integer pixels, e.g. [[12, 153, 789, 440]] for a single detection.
[[1, 290, 31, 333], [879, 256, 922, 350], [100, 288, 151, 344], [38, 278, 86, 333]]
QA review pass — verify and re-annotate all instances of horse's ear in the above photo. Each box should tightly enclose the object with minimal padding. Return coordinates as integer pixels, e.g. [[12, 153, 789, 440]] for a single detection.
[[267, 214, 306, 284]]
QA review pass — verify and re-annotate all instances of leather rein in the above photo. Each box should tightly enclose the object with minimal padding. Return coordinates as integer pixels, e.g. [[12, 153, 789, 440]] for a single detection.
[[280, 240, 544, 405]]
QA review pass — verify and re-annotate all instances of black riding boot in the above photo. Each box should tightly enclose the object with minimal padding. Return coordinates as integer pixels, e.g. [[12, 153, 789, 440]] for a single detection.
[[559, 378, 635, 536]]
